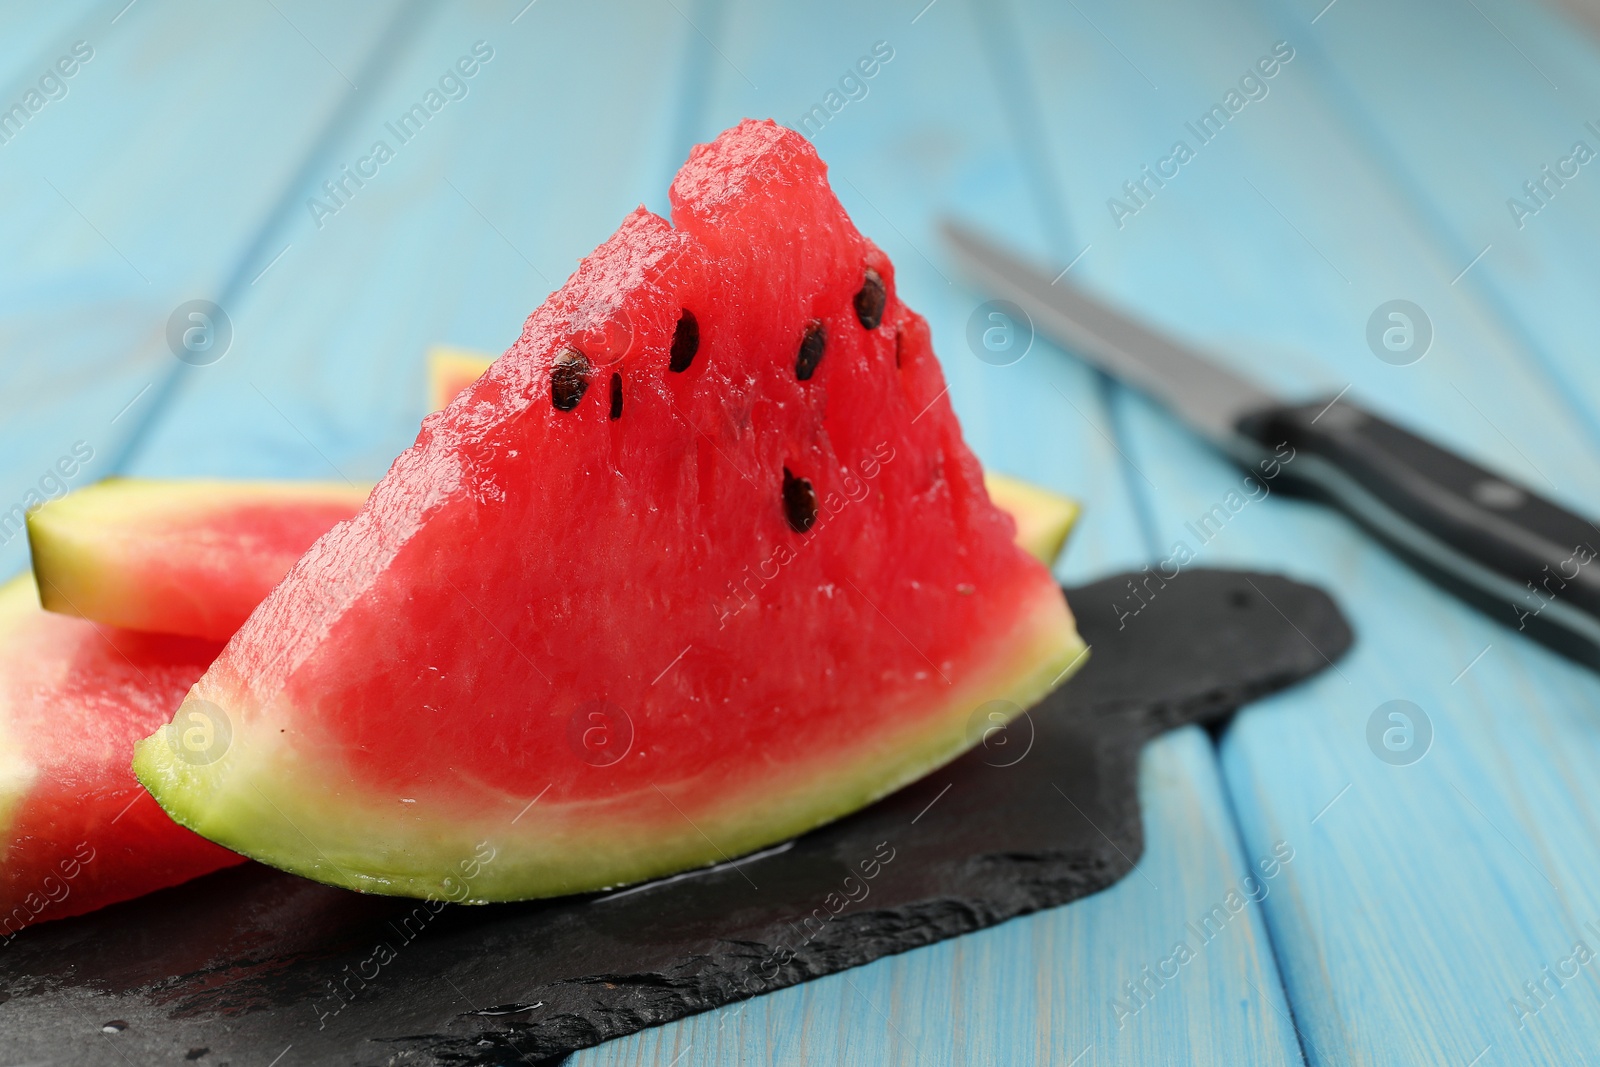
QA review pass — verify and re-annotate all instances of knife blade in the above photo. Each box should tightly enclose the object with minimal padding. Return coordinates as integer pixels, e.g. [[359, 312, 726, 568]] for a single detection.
[[943, 220, 1600, 673]]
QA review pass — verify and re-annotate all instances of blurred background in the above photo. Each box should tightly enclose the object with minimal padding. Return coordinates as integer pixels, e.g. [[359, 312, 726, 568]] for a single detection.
[[4, 1, 1600, 1063]]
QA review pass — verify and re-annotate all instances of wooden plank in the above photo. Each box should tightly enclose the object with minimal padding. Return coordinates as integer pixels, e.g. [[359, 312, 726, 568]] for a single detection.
[[0, 0, 410, 295], [0, 0, 410, 577], [121, 0, 690, 483], [1257, 0, 1600, 462], [1005, 0, 1600, 1061], [0, 0, 102, 93]]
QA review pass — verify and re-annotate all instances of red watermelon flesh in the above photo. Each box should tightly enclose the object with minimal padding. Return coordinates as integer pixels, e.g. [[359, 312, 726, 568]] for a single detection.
[[0, 574, 242, 933], [134, 120, 1084, 901]]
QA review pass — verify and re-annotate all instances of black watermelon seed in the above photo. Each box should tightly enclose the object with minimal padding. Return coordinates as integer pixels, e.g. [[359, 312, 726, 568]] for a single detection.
[[796, 320, 826, 381], [550, 348, 590, 411], [854, 269, 887, 330], [782, 467, 818, 533], [609, 372, 623, 420], [669, 309, 699, 372]]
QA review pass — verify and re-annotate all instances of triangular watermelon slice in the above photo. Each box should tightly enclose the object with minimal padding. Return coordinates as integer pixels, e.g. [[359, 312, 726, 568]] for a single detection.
[[0, 574, 243, 932], [134, 120, 1084, 901]]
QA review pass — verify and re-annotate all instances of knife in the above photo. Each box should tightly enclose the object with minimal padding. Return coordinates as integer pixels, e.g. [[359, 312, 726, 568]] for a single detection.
[[942, 220, 1600, 672]]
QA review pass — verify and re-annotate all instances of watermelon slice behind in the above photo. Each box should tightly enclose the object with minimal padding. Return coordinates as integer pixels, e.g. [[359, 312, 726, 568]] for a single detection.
[[27, 479, 371, 643], [27, 474, 1075, 641], [0, 574, 243, 933], [134, 119, 1086, 902], [427, 344, 498, 414], [978, 472, 1078, 566]]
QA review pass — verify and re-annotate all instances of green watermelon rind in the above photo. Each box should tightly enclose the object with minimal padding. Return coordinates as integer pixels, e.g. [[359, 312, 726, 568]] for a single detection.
[[130, 584, 1084, 902]]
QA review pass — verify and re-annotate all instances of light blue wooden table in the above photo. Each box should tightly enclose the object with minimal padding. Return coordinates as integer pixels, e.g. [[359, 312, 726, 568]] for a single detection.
[[3, 1, 1599, 1062]]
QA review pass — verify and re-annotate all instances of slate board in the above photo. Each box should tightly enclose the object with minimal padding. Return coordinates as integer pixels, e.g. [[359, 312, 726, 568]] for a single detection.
[[0, 567, 1351, 1066]]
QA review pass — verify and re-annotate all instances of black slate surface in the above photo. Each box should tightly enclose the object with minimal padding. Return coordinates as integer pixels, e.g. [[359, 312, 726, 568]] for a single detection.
[[0, 567, 1351, 1066]]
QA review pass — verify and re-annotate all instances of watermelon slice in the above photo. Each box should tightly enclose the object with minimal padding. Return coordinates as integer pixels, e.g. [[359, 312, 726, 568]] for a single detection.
[[0, 573, 242, 933], [427, 345, 496, 416], [134, 120, 1085, 901], [28, 471, 1076, 641], [27, 479, 371, 642], [983, 473, 1080, 567]]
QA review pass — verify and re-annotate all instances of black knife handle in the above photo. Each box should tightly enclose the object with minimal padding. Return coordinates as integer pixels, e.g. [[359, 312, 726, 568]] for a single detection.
[[1237, 397, 1600, 669]]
